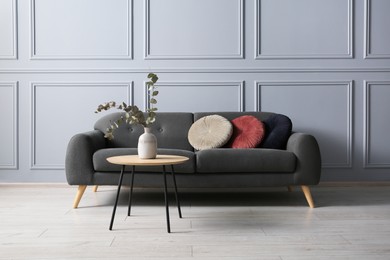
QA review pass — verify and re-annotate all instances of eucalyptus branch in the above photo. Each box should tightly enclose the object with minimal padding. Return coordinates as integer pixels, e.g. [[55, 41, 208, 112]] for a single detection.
[[94, 73, 159, 140]]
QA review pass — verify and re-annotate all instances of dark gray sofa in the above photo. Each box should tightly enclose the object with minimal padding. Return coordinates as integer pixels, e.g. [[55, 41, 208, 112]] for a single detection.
[[66, 112, 321, 209]]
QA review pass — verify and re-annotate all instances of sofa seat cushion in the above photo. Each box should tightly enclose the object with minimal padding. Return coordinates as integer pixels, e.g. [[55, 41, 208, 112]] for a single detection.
[[196, 148, 296, 173], [93, 148, 195, 173]]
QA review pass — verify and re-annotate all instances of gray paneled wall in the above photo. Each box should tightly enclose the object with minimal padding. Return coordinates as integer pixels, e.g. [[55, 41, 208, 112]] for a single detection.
[[0, 0, 389, 182]]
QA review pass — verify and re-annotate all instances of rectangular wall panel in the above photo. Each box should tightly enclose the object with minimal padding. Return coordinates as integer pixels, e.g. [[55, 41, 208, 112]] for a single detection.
[[0, 83, 18, 169], [31, 0, 132, 59], [0, 0, 17, 59], [31, 82, 133, 169], [145, 0, 243, 59], [364, 81, 390, 167], [256, 0, 352, 59], [149, 82, 244, 112], [256, 81, 353, 168], [364, 0, 390, 58], [0, 0, 390, 182]]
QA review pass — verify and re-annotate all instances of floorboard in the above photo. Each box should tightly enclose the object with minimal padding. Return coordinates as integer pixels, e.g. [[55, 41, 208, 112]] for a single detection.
[[0, 183, 390, 259]]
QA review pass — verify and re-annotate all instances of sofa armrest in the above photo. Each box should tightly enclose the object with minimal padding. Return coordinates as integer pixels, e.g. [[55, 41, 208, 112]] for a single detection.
[[65, 130, 106, 185], [286, 133, 321, 185]]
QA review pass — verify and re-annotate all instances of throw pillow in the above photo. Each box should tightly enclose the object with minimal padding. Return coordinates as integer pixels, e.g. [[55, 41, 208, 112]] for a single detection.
[[260, 114, 292, 149], [188, 115, 233, 150], [226, 115, 265, 148]]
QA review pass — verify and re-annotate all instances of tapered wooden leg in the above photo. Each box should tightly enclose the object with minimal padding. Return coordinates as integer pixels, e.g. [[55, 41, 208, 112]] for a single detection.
[[73, 185, 87, 209], [301, 185, 315, 208], [93, 185, 98, 192], [287, 186, 293, 192]]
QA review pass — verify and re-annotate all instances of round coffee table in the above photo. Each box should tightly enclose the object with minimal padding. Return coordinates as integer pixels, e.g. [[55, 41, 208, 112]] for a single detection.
[[106, 155, 189, 233]]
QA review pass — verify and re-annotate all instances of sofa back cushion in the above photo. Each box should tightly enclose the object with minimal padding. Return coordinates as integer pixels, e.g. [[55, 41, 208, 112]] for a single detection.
[[194, 112, 276, 123], [94, 112, 194, 151]]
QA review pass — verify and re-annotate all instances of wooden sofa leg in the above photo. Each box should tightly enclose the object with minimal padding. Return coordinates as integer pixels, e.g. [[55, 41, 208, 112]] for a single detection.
[[301, 185, 315, 208], [73, 185, 87, 209], [93, 185, 98, 192]]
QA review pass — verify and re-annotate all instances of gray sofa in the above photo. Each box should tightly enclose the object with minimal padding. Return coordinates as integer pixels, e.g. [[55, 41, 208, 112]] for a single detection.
[[66, 112, 321, 209]]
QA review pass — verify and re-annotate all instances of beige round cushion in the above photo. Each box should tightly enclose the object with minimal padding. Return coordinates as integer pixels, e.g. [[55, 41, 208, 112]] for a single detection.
[[188, 115, 233, 150]]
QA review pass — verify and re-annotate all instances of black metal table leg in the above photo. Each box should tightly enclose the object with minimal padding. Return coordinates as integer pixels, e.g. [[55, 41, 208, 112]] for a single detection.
[[109, 165, 125, 230], [128, 166, 135, 216], [171, 165, 182, 218], [163, 165, 171, 233]]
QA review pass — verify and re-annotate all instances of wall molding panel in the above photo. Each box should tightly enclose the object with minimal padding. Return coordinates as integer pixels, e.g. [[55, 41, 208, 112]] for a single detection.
[[145, 0, 243, 60], [147, 81, 244, 112], [1, 0, 390, 181], [2, 68, 390, 74], [255, 81, 353, 168], [0, 0, 17, 59], [30, 0, 132, 60], [255, 0, 353, 59], [364, 81, 390, 168], [31, 82, 133, 169], [364, 0, 390, 59], [0, 82, 18, 169]]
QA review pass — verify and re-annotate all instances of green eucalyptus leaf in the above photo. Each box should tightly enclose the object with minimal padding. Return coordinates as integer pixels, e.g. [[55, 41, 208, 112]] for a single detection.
[[96, 73, 159, 140], [151, 75, 158, 83], [136, 111, 143, 118], [105, 132, 114, 140]]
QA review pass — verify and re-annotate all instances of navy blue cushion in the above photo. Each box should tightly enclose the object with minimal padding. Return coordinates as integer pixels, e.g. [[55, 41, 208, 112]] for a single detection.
[[260, 114, 292, 149]]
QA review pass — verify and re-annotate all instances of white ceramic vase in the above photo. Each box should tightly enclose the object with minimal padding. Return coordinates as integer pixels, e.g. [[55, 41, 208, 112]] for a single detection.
[[137, 127, 157, 159]]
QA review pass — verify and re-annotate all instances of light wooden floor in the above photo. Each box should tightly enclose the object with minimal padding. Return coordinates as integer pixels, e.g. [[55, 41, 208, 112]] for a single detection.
[[1, 183, 390, 260]]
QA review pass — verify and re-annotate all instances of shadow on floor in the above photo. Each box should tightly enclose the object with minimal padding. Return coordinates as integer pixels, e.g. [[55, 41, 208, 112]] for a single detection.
[[82, 185, 390, 209]]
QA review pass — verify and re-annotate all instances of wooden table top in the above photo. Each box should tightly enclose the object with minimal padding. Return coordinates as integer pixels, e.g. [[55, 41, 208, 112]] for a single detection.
[[106, 155, 189, 166]]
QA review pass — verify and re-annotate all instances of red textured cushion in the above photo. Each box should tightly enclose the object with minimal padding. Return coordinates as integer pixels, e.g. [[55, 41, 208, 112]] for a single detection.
[[226, 115, 265, 148]]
